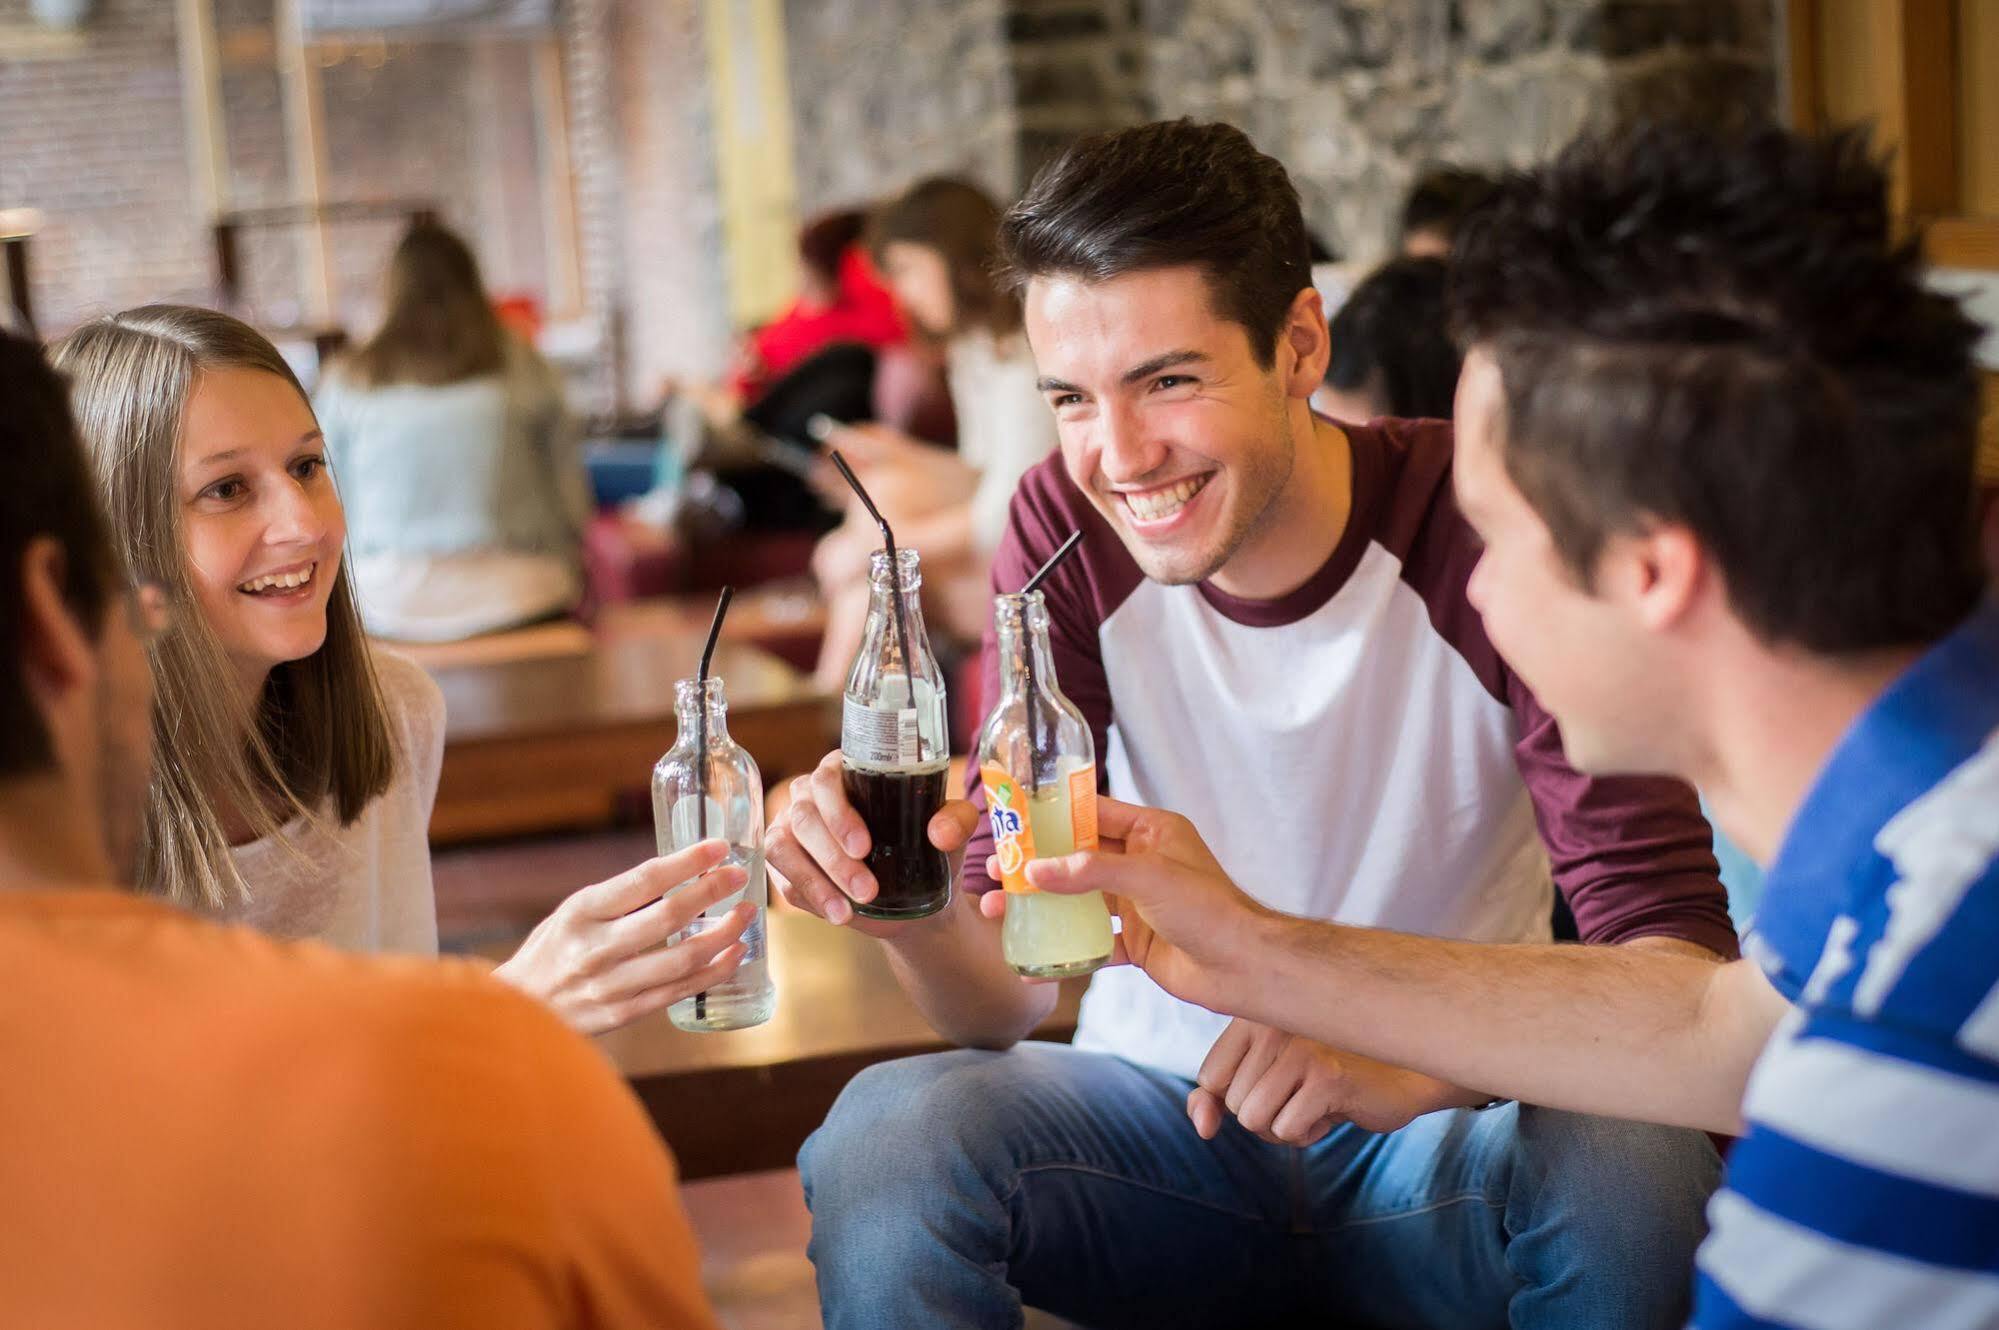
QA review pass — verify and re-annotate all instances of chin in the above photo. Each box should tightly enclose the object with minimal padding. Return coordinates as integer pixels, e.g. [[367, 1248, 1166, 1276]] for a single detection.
[[1130, 543, 1227, 587]]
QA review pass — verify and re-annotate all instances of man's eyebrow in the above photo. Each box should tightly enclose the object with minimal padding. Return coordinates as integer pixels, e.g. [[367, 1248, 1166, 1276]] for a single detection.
[[1120, 350, 1209, 385], [1035, 351, 1212, 396]]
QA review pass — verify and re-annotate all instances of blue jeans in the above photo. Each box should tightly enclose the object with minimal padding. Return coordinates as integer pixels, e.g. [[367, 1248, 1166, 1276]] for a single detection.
[[799, 1042, 1720, 1330]]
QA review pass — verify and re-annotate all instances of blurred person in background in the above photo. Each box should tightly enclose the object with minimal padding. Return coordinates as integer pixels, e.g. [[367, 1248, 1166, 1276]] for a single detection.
[[314, 221, 590, 643], [55, 305, 753, 1038], [1314, 256, 1461, 422], [1400, 165, 1497, 259], [0, 329, 721, 1330], [811, 176, 1059, 689], [657, 208, 931, 534]]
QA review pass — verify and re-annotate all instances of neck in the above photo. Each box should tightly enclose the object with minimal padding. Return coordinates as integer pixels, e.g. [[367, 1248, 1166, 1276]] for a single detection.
[[1207, 406, 1351, 601], [1686, 636, 1921, 865], [232, 654, 272, 720], [0, 776, 116, 892]]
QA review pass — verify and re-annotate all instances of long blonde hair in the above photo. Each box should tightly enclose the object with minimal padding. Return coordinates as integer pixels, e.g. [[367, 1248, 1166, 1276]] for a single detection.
[[51, 305, 395, 909]]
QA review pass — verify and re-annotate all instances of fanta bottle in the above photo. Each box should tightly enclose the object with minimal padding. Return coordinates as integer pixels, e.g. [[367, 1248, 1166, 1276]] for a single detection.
[[975, 591, 1113, 978]]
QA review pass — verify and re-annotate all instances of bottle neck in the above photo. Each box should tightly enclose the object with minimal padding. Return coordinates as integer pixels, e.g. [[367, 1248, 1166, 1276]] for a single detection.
[[994, 595, 1057, 696], [673, 681, 731, 747]]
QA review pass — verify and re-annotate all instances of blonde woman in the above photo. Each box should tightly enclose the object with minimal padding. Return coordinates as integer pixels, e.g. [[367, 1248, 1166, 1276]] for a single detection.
[[53, 304, 749, 1035]]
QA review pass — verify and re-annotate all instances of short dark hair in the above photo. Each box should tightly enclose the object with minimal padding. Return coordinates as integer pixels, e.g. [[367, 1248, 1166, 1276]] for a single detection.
[[996, 119, 1312, 368], [1325, 257, 1461, 419], [0, 331, 116, 779], [1400, 167, 1497, 247], [798, 208, 869, 287], [1453, 123, 1987, 653]]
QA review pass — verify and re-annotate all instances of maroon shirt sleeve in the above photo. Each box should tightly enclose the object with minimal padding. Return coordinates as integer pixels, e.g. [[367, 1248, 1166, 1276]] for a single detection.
[[961, 458, 1133, 892], [1377, 419, 1741, 959]]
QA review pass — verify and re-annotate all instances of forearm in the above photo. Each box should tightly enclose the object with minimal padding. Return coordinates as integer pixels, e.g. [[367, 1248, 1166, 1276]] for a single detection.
[[880, 889, 1056, 1049], [1230, 915, 1771, 1133], [896, 504, 978, 566]]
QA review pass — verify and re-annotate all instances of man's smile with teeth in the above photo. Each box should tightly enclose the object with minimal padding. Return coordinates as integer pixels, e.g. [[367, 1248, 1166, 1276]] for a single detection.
[[237, 562, 316, 594], [1119, 473, 1212, 523]]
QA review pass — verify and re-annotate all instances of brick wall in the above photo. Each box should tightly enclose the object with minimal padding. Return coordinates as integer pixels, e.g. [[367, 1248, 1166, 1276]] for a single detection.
[[1, 0, 548, 347], [606, 0, 729, 399], [0, 0, 213, 329]]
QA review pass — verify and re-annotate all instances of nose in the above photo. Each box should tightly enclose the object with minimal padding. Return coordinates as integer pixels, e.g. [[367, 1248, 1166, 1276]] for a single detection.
[[262, 474, 326, 548], [1094, 398, 1168, 488]]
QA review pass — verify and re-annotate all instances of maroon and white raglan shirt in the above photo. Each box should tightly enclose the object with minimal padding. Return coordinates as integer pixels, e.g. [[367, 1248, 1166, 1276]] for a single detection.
[[965, 418, 1740, 1082]]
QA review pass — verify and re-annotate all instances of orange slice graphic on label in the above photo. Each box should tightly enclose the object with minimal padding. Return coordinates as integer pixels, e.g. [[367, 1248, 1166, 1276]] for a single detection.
[[995, 837, 1026, 878]]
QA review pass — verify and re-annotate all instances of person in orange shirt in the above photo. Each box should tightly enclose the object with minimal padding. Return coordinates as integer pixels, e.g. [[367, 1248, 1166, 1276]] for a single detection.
[[0, 327, 722, 1329]]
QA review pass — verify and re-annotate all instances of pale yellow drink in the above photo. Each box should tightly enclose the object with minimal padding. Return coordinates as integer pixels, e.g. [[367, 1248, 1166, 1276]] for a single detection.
[[998, 780, 1114, 977], [977, 589, 1115, 979]]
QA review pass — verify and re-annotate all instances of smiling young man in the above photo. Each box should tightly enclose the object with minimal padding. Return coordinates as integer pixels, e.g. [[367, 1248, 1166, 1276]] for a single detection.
[[769, 120, 1737, 1329], [1019, 125, 1998, 1330]]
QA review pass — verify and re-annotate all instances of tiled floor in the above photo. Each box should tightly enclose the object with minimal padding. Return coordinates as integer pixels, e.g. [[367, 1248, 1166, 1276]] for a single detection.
[[680, 1169, 1082, 1330], [681, 1169, 822, 1330]]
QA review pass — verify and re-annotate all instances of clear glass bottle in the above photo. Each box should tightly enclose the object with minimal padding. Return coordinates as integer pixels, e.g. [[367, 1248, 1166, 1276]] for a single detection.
[[651, 677, 774, 1031], [975, 591, 1113, 978], [839, 548, 952, 920]]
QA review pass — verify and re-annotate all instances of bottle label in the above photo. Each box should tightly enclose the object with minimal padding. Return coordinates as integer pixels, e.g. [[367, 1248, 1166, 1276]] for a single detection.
[[842, 699, 921, 767], [981, 763, 1097, 894]]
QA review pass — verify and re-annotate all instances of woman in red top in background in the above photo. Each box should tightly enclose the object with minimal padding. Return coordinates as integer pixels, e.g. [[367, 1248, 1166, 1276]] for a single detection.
[[672, 209, 908, 434], [731, 212, 906, 401]]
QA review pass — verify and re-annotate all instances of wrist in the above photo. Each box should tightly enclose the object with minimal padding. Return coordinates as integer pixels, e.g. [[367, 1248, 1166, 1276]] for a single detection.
[[1202, 901, 1291, 1016]]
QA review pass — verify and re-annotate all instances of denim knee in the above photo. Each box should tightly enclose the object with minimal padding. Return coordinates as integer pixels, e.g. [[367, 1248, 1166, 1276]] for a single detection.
[[1507, 1105, 1722, 1250], [799, 1048, 1024, 1215]]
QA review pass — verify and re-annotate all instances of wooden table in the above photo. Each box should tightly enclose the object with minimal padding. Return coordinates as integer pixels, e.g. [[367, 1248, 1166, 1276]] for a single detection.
[[426, 636, 836, 844], [594, 908, 1084, 1179]]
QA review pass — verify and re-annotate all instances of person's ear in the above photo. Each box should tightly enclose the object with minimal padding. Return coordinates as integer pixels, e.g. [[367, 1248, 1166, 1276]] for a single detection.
[[1278, 286, 1330, 401], [19, 536, 101, 722], [1610, 523, 1705, 634]]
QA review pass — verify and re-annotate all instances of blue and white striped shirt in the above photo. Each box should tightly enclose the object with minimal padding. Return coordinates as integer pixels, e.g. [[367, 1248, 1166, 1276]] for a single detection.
[[1694, 601, 1999, 1330]]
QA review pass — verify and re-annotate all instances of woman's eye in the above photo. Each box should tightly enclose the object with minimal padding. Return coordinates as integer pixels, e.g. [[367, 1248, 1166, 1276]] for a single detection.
[[202, 479, 245, 502], [292, 454, 327, 481]]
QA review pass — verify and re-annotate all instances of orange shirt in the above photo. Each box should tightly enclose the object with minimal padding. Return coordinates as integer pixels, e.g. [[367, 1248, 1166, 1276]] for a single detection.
[[0, 889, 721, 1330]]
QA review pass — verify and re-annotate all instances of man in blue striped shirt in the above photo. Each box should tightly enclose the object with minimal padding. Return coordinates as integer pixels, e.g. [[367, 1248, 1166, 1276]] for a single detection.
[[1006, 120, 1998, 1328]]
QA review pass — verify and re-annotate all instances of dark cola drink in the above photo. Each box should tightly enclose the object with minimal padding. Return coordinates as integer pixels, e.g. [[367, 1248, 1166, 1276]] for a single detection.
[[839, 548, 952, 921], [841, 759, 952, 919]]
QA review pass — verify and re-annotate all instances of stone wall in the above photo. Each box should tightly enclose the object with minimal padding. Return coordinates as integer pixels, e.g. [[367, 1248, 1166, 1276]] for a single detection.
[[783, 0, 1018, 216], [1130, 0, 1778, 265], [784, 0, 1778, 265]]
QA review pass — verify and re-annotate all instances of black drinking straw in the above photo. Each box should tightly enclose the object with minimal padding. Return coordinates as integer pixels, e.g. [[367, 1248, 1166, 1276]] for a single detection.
[[1023, 530, 1083, 595], [693, 585, 732, 1023], [1016, 531, 1084, 795], [829, 450, 925, 761]]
